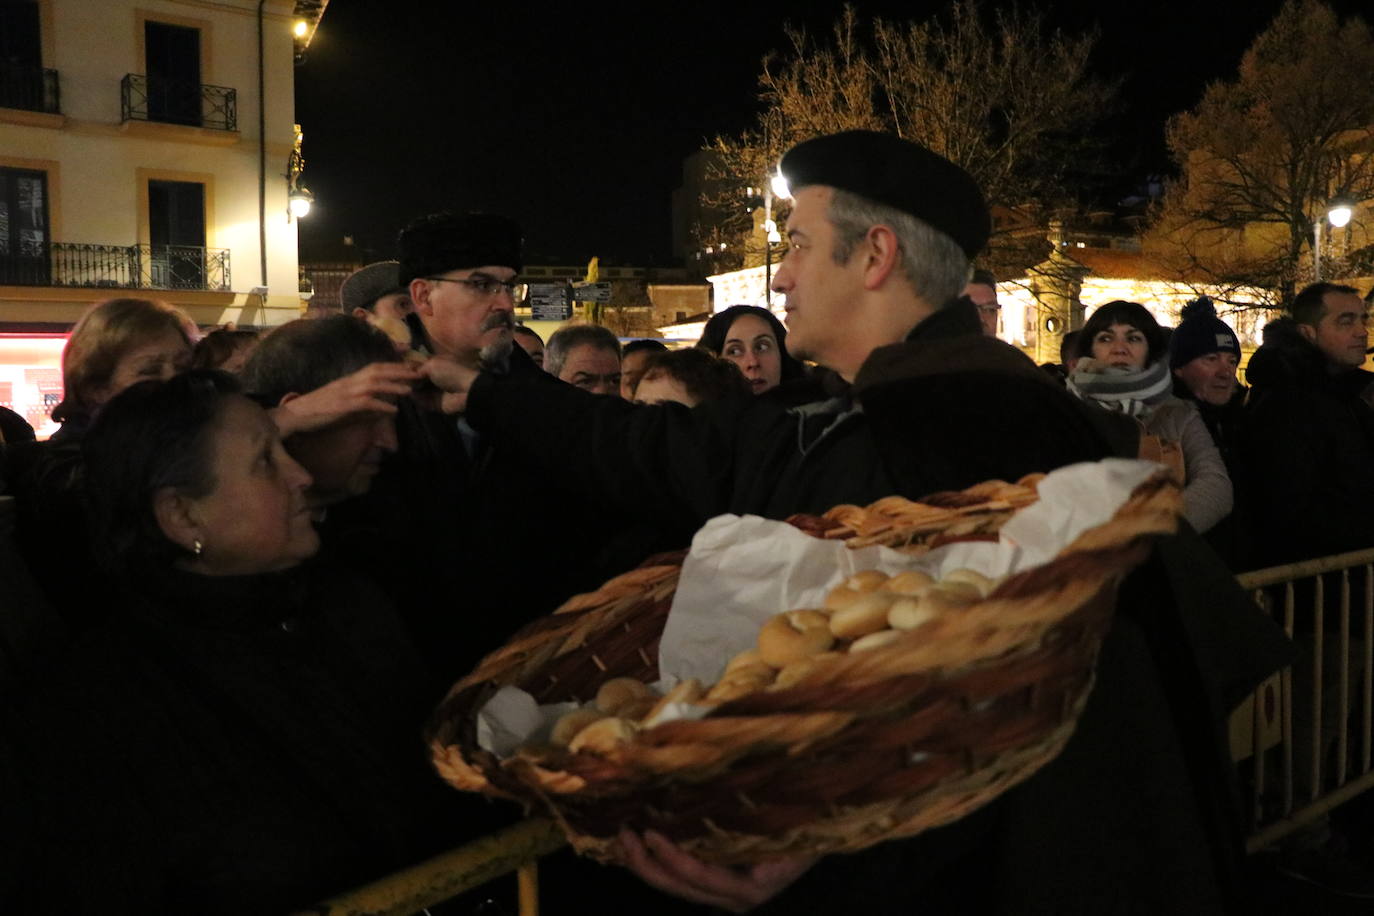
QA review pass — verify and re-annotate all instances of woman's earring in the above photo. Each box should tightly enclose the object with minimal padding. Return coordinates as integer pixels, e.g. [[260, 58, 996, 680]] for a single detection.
[[193, 538, 203, 557]]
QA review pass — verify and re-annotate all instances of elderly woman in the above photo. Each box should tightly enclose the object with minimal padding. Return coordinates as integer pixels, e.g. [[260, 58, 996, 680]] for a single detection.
[[49, 297, 195, 442], [2, 371, 485, 914], [1069, 300, 1233, 533], [3, 298, 195, 628], [696, 305, 805, 396]]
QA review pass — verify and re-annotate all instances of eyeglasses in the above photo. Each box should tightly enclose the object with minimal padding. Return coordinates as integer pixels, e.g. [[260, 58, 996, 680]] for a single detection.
[[423, 275, 527, 301]]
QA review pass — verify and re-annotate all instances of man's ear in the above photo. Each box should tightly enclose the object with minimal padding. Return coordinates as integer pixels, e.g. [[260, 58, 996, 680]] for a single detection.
[[861, 224, 901, 290], [276, 392, 303, 407], [153, 486, 200, 555], [409, 278, 433, 317], [1297, 322, 1317, 343], [351, 307, 373, 322]]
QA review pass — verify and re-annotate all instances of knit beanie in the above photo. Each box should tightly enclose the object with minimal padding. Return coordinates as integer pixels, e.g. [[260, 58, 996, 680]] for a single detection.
[[1169, 297, 1240, 369]]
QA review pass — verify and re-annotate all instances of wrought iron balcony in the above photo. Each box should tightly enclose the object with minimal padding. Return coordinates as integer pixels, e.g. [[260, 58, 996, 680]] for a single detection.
[[0, 63, 60, 115], [0, 241, 231, 292], [120, 73, 236, 131]]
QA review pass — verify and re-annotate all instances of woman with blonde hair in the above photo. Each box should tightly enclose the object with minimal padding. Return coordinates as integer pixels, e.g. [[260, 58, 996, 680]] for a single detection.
[[3, 297, 195, 629], [50, 297, 195, 443]]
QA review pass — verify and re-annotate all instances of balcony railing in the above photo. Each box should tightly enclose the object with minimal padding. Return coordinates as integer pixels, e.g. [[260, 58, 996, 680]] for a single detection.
[[0, 241, 231, 292], [120, 73, 236, 132], [0, 63, 60, 114]]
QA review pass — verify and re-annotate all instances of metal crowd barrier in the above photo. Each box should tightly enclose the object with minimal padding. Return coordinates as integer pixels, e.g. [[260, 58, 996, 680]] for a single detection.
[[1230, 547, 1374, 853], [307, 549, 1374, 914]]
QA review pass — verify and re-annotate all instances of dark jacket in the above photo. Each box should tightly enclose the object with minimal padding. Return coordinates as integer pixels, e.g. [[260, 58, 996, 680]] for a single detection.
[[464, 305, 1291, 915], [1239, 321, 1374, 569], [1, 561, 495, 915], [1175, 379, 1250, 567]]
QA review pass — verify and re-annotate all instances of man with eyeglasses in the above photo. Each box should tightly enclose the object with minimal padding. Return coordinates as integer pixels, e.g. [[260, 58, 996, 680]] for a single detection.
[[400, 212, 527, 370], [962, 268, 1001, 338]]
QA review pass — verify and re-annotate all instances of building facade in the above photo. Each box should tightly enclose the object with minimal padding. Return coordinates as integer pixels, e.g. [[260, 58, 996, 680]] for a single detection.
[[0, 0, 322, 434]]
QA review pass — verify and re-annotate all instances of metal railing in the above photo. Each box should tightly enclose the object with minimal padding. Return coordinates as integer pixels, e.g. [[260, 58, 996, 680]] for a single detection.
[[309, 549, 1374, 914], [1231, 548, 1374, 852], [0, 63, 60, 114], [295, 818, 563, 916], [0, 241, 231, 291], [120, 73, 236, 131]]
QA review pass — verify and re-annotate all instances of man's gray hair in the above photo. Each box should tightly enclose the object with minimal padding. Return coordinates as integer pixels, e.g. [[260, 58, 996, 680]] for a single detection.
[[544, 324, 622, 377], [826, 189, 970, 308]]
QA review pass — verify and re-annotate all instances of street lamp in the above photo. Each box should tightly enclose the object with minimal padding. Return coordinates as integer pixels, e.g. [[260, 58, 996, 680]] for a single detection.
[[1313, 199, 1354, 281]]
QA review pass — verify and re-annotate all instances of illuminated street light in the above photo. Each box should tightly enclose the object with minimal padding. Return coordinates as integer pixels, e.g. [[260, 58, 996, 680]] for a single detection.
[[293, 20, 309, 38], [1314, 198, 1355, 281], [770, 170, 791, 201]]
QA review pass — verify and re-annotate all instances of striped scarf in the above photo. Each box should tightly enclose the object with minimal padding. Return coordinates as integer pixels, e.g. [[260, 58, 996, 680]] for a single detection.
[[1068, 359, 1173, 418]]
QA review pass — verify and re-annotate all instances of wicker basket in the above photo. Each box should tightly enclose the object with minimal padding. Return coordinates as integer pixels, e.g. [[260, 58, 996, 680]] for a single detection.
[[427, 471, 1180, 865]]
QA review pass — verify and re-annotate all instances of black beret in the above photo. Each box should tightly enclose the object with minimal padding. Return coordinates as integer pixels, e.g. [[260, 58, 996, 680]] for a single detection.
[[397, 212, 523, 286], [779, 131, 990, 259]]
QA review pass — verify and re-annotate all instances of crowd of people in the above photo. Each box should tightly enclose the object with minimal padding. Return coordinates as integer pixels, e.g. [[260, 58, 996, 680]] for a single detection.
[[0, 128, 1364, 913]]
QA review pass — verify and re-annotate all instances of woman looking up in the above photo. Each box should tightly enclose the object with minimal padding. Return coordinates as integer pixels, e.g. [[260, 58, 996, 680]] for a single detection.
[[696, 305, 805, 395], [1069, 300, 1233, 534], [3, 371, 480, 914]]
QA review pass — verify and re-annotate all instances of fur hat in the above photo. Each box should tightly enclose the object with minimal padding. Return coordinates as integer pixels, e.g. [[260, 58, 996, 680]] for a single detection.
[[779, 130, 990, 258], [397, 212, 522, 286]]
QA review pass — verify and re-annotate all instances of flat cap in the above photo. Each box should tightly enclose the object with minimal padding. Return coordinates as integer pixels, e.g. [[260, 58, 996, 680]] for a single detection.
[[780, 131, 990, 259], [397, 212, 523, 286], [339, 260, 403, 312]]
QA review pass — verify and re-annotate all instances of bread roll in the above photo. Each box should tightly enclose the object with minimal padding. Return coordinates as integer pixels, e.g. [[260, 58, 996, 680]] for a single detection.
[[595, 677, 652, 714], [930, 580, 983, 603], [850, 629, 903, 652], [823, 586, 864, 612], [568, 716, 637, 755], [773, 651, 841, 689], [941, 569, 994, 597], [642, 678, 705, 727], [829, 590, 896, 639], [886, 570, 936, 596], [845, 569, 890, 593], [723, 648, 771, 676], [618, 695, 660, 722], [550, 707, 610, 746], [757, 609, 835, 668]]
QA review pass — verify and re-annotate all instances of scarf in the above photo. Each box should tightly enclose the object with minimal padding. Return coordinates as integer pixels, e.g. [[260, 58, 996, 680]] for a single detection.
[[1068, 359, 1173, 418]]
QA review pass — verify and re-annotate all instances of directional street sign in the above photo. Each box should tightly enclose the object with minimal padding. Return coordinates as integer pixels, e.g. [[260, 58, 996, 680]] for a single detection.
[[528, 282, 572, 321], [572, 281, 612, 303]]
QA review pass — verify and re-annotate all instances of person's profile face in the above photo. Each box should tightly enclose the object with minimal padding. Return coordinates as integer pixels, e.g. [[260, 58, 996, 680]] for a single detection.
[[286, 410, 399, 508], [963, 282, 1000, 337], [1308, 292, 1369, 369], [721, 314, 782, 394], [175, 397, 319, 575]]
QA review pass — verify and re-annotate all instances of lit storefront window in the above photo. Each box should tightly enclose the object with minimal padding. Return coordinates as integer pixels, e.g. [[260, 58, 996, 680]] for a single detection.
[[0, 335, 65, 440]]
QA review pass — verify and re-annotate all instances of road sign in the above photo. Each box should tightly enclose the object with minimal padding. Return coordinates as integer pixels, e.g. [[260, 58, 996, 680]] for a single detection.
[[527, 282, 572, 321], [572, 281, 611, 303]]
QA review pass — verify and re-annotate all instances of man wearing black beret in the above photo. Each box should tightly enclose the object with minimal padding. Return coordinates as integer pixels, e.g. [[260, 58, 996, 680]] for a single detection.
[[421, 132, 1287, 914]]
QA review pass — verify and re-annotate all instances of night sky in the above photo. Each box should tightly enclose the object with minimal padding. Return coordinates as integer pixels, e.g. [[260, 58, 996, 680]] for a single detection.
[[293, 0, 1370, 268]]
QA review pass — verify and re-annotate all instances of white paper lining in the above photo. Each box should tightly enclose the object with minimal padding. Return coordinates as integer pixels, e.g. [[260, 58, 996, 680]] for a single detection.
[[476, 458, 1162, 754]]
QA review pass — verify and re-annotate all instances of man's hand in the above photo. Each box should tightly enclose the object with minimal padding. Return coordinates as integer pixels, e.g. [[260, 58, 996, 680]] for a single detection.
[[418, 356, 481, 415], [270, 362, 420, 436], [618, 829, 816, 913]]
